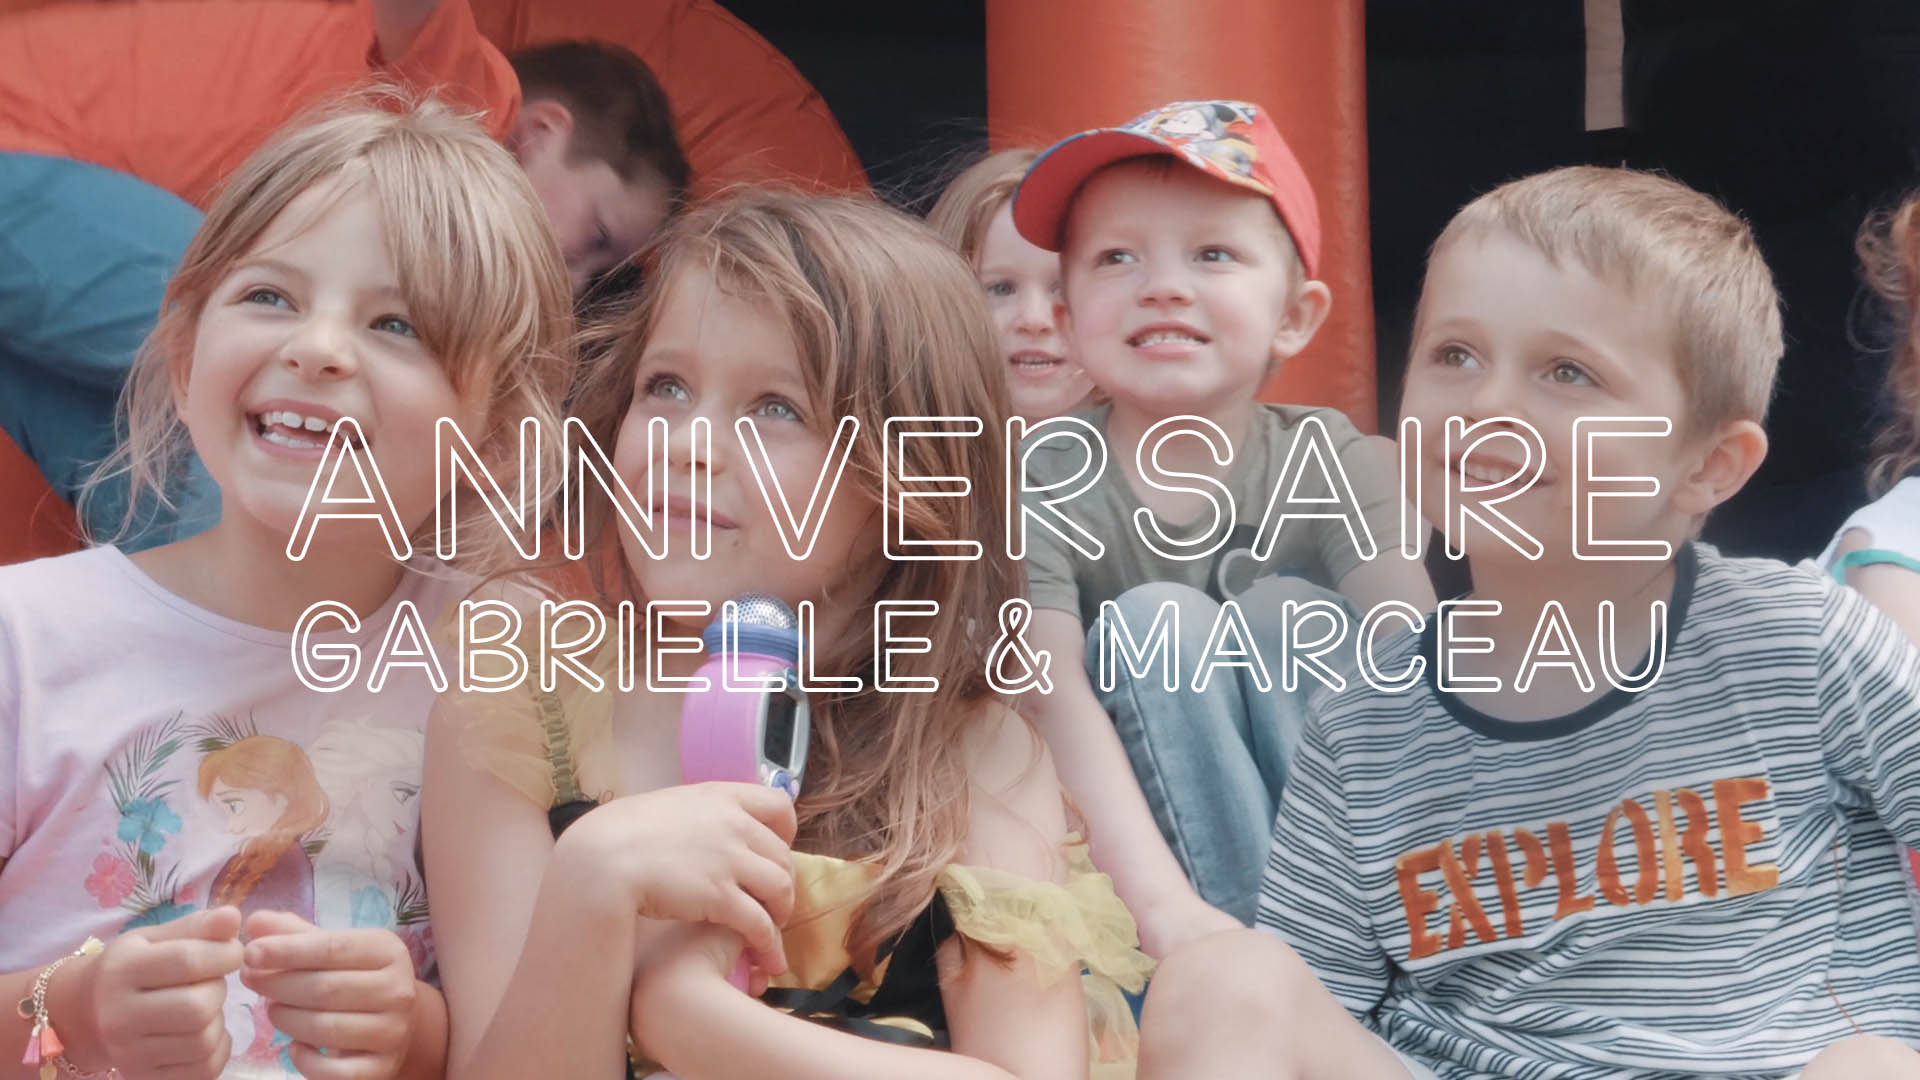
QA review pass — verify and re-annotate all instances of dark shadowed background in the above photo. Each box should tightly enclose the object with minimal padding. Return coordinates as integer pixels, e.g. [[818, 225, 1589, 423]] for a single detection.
[[726, 0, 1920, 563]]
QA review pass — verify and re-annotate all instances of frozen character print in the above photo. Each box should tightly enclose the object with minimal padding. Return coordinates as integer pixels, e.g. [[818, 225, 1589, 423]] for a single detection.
[[198, 735, 327, 922], [308, 716, 428, 937]]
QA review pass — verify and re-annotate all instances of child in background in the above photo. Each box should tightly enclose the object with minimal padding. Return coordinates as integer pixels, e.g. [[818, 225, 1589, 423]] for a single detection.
[[1822, 194, 1920, 645], [0, 4, 687, 550], [0, 95, 573, 1080], [1145, 166, 1920, 1080], [928, 148, 1095, 423], [506, 40, 688, 296], [1010, 100, 1435, 947], [1823, 193, 1920, 917], [0, 0, 686, 290], [423, 189, 1152, 1080]]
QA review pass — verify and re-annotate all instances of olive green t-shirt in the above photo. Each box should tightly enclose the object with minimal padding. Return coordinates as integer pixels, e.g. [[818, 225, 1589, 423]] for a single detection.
[[1020, 403, 1401, 626]]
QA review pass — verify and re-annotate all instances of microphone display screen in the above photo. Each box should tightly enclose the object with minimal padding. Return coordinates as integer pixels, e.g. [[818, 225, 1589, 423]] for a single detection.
[[764, 694, 798, 770]]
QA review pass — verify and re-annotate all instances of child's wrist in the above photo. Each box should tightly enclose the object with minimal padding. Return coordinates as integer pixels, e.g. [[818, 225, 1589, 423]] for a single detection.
[[631, 961, 733, 1062], [388, 979, 443, 1080], [39, 945, 109, 1075]]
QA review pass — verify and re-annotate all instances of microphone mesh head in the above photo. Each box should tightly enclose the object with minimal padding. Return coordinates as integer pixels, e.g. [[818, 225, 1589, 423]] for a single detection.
[[703, 592, 801, 662], [729, 592, 797, 630]]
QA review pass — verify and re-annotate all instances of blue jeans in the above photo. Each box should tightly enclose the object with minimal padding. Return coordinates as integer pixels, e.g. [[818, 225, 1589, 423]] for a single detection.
[[1089, 575, 1353, 924], [0, 152, 219, 550]]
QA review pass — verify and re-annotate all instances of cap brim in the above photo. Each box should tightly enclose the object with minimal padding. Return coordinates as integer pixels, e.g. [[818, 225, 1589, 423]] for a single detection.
[[1011, 129, 1184, 252]]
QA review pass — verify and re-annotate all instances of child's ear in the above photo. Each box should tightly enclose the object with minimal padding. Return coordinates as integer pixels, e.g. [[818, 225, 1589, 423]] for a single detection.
[[1271, 280, 1332, 361], [509, 99, 574, 158], [1673, 418, 1767, 516]]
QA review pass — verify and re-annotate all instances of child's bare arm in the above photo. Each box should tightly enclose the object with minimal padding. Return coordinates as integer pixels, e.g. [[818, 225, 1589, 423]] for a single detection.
[[1023, 609, 1238, 956], [629, 708, 1101, 1080], [938, 706, 1092, 1077], [1138, 929, 1417, 1080], [422, 703, 637, 1080], [635, 962, 1021, 1080], [424, 697, 798, 1080], [1833, 527, 1920, 647]]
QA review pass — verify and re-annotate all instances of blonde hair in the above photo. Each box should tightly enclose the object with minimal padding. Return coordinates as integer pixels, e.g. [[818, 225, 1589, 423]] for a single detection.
[[1855, 196, 1920, 495], [1432, 166, 1782, 433], [198, 736, 331, 908], [573, 188, 1024, 975], [86, 89, 573, 575], [925, 148, 1039, 265]]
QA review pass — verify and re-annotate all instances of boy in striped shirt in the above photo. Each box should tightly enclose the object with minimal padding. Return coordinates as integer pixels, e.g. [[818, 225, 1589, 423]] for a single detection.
[[1135, 167, 1920, 1079]]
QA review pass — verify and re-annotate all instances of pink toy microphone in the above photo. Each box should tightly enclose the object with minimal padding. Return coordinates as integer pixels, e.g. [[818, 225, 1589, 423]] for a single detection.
[[680, 592, 809, 991]]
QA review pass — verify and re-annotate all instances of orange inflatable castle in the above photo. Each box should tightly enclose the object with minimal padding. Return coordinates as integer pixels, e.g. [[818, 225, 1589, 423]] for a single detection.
[[0, 0, 1378, 564], [0, 0, 868, 563]]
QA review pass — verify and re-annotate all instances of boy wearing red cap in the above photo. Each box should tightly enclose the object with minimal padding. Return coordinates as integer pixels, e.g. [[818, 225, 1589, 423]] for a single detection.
[[1011, 100, 1435, 954]]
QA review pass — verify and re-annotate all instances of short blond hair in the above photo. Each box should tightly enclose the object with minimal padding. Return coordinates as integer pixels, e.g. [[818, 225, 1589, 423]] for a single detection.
[[1433, 166, 1782, 431], [925, 147, 1039, 265], [87, 89, 573, 576]]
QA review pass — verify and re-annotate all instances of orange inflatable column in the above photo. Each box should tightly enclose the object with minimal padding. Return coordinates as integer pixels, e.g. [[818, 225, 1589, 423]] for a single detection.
[[0, 429, 81, 565], [985, 0, 1376, 431]]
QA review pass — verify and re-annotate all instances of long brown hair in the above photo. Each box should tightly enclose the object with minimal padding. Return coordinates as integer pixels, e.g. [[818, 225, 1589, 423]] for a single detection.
[[1857, 195, 1920, 493], [199, 737, 331, 907], [572, 188, 1023, 973]]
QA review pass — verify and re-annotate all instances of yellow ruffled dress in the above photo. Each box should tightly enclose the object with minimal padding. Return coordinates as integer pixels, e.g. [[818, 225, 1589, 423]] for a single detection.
[[451, 637, 1155, 1079]]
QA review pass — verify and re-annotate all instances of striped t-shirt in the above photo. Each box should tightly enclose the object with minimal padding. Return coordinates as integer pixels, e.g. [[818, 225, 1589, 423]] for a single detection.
[[1258, 543, 1920, 1078]]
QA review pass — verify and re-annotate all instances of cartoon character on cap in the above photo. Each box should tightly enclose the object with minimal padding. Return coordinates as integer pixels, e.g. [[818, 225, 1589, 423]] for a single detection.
[[1138, 101, 1259, 178]]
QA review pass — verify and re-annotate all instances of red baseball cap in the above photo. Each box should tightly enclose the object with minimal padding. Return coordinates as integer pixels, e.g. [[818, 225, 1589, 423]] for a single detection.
[[1012, 100, 1322, 277]]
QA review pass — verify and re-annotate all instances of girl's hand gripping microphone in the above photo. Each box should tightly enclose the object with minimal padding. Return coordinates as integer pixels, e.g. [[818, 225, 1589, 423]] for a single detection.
[[679, 592, 809, 991]]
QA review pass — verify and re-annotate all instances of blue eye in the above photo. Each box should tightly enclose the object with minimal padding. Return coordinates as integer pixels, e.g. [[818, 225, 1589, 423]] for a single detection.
[[242, 287, 289, 308], [644, 374, 692, 402], [755, 397, 802, 423], [984, 280, 1015, 299], [373, 315, 417, 339], [1197, 247, 1236, 263]]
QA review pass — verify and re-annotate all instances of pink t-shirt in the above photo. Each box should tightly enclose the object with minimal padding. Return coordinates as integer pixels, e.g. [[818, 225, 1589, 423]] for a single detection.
[[0, 546, 462, 1079]]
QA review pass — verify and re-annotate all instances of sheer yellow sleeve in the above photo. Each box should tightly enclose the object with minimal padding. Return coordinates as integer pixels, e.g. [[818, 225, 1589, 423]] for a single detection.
[[433, 586, 624, 810], [937, 835, 1157, 1078]]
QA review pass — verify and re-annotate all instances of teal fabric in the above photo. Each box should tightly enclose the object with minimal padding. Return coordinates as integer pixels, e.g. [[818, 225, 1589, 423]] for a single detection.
[[1828, 547, 1920, 583], [0, 152, 219, 549]]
